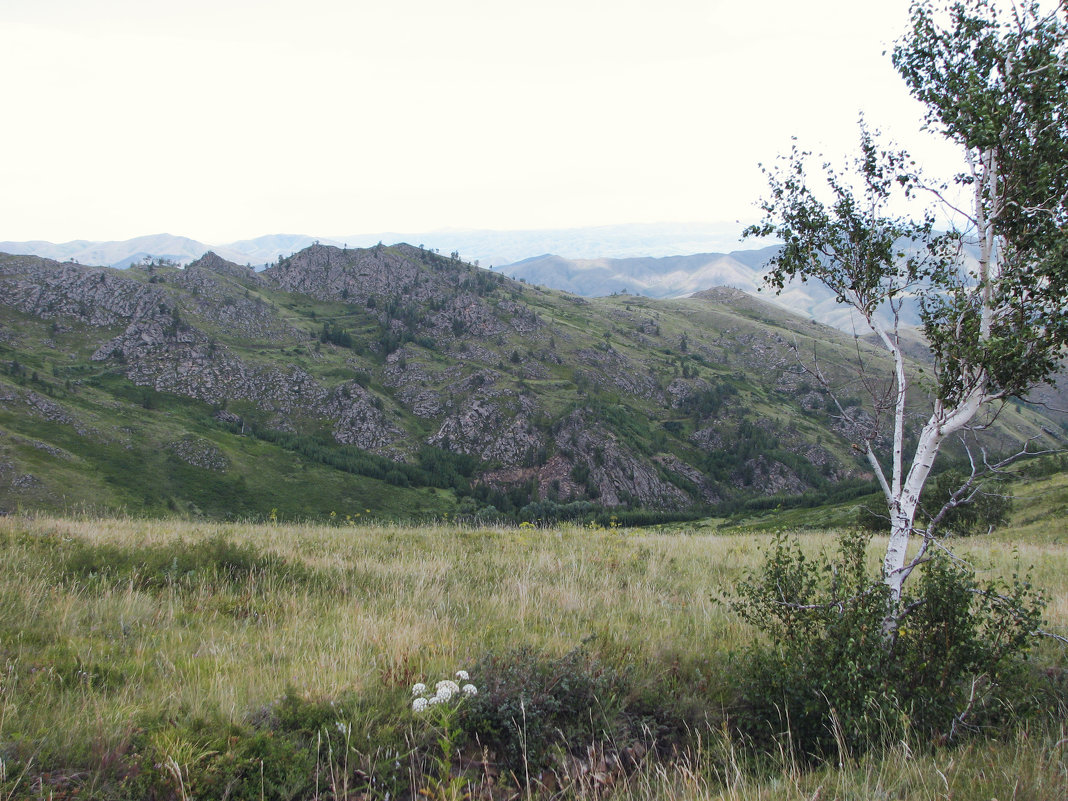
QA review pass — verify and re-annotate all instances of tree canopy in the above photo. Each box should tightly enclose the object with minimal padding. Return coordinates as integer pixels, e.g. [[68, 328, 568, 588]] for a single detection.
[[746, 0, 1068, 610]]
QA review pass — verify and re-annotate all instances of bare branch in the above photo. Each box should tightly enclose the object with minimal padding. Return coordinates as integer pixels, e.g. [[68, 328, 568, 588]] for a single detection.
[[948, 674, 988, 742], [916, 180, 977, 223], [1034, 628, 1068, 647], [768, 583, 882, 614]]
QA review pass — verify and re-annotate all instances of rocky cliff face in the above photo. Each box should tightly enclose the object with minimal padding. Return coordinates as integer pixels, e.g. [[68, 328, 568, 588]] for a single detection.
[[0, 255, 163, 327]]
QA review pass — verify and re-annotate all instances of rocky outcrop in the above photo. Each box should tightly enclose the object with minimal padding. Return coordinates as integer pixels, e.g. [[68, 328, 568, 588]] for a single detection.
[[574, 347, 663, 400], [553, 411, 689, 508], [174, 259, 299, 343], [264, 243, 427, 304], [264, 244, 517, 344], [167, 436, 230, 472], [429, 392, 544, 466], [654, 453, 721, 504], [690, 426, 726, 451], [0, 254, 162, 327], [324, 384, 404, 453], [186, 251, 261, 282], [737, 455, 808, 495], [479, 453, 586, 501]]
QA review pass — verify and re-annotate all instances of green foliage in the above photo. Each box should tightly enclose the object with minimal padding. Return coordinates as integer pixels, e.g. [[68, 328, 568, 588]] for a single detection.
[[744, 0, 1068, 621], [893, 0, 1068, 403], [732, 531, 1045, 761], [460, 647, 626, 776], [585, 399, 654, 456], [698, 418, 831, 494], [1019, 453, 1068, 479], [119, 686, 413, 801], [678, 382, 737, 420], [856, 500, 891, 532], [592, 507, 706, 527], [894, 0, 1068, 265], [319, 320, 354, 348], [248, 426, 470, 492], [518, 499, 599, 524], [744, 124, 931, 319], [373, 320, 437, 358], [416, 445, 477, 487]]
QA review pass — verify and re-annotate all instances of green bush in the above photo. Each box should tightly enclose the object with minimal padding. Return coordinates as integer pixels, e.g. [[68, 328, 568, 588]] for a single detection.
[[855, 500, 891, 532], [126, 689, 411, 801], [731, 531, 1044, 761], [460, 647, 627, 777]]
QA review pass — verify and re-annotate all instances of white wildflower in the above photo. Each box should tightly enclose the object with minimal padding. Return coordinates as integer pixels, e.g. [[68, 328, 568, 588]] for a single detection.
[[435, 679, 460, 695], [462, 684, 478, 697], [455, 670, 470, 681], [336, 721, 350, 736], [411, 682, 427, 696], [427, 695, 442, 706], [436, 686, 455, 702], [412, 697, 428, 713]]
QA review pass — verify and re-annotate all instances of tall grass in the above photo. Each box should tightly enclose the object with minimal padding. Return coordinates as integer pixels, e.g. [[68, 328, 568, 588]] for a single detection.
[[608, 719, 1068, 800], [0, 513, 1065, 799]]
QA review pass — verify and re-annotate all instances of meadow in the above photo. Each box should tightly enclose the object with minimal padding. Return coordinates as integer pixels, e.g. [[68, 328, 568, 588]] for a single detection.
[[1, 475, 1067, 800]]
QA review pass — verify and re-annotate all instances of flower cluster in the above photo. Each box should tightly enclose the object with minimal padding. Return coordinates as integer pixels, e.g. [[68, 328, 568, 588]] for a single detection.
[[412, 670, 478, 712]]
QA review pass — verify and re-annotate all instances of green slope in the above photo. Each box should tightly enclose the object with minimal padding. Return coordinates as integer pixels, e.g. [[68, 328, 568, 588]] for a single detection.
[[0, 247, 1062, 522]]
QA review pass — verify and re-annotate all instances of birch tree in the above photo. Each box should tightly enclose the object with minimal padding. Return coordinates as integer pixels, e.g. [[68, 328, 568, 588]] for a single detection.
[[746, 0, 1068, 616]]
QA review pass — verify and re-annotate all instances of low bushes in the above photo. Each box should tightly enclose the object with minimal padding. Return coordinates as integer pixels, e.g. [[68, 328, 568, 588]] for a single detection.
[[730, 531, 1047, 761]]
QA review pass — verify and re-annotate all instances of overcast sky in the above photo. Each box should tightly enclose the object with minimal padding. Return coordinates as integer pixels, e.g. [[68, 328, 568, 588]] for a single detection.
[[0, 0, 988, 244]]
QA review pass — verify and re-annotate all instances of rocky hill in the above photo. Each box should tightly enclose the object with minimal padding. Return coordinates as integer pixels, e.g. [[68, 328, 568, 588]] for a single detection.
[[0, 245, 1061, 522]]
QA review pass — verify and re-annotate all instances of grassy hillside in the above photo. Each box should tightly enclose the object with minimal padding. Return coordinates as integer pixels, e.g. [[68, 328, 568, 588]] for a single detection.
[[1, 246, 1063, 524], [0, 359, 455, 522]]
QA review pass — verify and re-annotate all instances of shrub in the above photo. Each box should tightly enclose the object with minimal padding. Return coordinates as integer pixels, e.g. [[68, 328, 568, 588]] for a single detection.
[[459, 647, 626, 777], [731, 531, 1044, 761], [856, 500, 891, 532]]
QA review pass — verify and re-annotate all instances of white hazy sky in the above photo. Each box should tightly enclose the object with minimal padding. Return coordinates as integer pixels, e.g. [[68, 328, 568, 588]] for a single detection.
[[0, 0, 978, 244]]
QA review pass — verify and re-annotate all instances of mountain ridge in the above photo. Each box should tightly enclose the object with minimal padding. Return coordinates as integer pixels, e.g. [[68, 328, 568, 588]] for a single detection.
[[0, 222, 761, 268], [2, 228, 866, 325], [0, 244, 1060, 522]]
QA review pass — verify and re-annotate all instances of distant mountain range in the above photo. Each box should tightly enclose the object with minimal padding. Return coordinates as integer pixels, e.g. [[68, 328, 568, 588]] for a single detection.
[[0, 223, 756, 271], [0, 233, 325, 271], [495, 251, 925, 331], [496, 251, 767, 297], [0, 226, 930, 331]]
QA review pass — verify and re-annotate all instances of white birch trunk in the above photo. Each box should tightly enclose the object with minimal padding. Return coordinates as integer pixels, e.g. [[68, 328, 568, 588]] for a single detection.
[[881, 387, 986, 608], [875, 142, 998, 618]]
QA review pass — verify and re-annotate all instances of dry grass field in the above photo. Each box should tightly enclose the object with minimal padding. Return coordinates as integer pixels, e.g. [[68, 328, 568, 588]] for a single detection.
[[1, 485, 1066, 799]]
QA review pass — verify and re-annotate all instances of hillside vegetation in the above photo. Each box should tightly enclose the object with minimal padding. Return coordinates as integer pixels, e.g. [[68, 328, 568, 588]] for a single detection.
[[1, 245, 1061, 524]]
